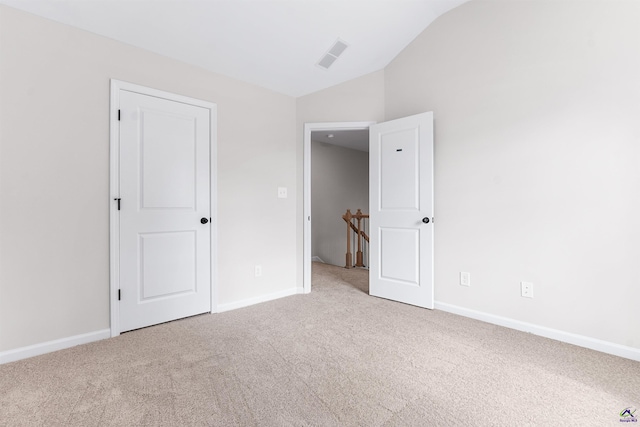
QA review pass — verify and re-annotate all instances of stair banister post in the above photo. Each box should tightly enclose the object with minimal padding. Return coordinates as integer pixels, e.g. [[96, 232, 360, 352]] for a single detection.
[[344, 209, 353, 269], [355, 209, 364, 267]]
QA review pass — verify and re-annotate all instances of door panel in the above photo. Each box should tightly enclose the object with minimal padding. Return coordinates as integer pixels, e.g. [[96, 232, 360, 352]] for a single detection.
[[369, 112, 434, 309], [380, 227, 419, 285], [119, 89, 211, 332], [139, 231, 196, 300], [380, 129, 419, 210], [140, 110, 197, 209]]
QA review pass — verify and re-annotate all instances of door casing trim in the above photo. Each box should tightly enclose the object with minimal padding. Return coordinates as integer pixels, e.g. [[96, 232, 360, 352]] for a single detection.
[[109, 79, 218, 337]]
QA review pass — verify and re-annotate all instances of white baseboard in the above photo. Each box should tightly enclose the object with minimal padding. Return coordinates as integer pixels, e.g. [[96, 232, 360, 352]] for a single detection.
[[0, 329, 111, 365], [435, 302, 640, 362], [311, 256, 325, 263], [1, 288, 298, 363], [216, 287, 298, 313]]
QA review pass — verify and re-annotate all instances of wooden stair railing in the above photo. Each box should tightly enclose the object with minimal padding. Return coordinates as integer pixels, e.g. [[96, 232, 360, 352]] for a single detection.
[[342, 209, 369, 269]]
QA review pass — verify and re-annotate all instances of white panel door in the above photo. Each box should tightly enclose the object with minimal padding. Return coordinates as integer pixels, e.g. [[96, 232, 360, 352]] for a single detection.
[[369, 112, 434, 308], [118, 89, 211, 332]]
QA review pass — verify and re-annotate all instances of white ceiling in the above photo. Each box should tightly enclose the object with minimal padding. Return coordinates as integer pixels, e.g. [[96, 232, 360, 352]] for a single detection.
[[312, 129, 370, 152], [0, 0, 469, 97]]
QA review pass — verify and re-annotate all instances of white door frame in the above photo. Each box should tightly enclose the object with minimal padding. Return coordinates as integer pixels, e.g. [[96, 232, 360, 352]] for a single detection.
[[109, 79, 218, 337], [303, 121, 375, 293]]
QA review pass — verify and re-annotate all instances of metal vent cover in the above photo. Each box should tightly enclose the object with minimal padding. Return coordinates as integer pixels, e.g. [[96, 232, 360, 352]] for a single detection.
[[317, 38, 349, 70]]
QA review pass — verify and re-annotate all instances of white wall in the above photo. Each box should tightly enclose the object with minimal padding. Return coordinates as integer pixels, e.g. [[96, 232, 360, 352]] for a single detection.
[[296, 71, 385, 286], [385, 0, 640, 349], [311, 142, 369, 267], [0, 6, 297, 352]]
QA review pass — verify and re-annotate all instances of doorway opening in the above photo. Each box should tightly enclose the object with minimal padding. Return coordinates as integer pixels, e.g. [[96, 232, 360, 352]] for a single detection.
[[303, 122, 374, 293], [304, 113, 434, 307]]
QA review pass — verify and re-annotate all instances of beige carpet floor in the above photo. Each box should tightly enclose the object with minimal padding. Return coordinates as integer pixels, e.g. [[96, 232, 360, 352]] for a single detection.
[[1, 262, 639, 426]]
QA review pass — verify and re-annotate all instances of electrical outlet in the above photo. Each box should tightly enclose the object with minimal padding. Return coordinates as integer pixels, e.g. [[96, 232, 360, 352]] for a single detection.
[[521, 281, 533, 298], [277, 187, 287, 198], [254, 265, 262, 277], [460, 272, 470, 287]]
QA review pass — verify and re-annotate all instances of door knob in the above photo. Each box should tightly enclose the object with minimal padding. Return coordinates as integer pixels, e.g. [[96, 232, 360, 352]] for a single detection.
[[201, 218, 209, 224], [422, 217, 430, 224]]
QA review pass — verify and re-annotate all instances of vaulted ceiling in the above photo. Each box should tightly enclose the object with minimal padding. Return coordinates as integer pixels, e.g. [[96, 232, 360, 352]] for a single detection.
[[0, 0, 469, 97]]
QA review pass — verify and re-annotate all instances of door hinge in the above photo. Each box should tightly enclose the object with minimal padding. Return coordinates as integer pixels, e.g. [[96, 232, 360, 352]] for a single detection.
[[114, 198, 121, 210], [118, 289, 121, 301], [118, 109, 121, 121]]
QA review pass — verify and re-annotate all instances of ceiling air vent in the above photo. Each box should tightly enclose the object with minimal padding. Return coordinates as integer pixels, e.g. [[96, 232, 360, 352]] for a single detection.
[[317, 39, 349, 70]]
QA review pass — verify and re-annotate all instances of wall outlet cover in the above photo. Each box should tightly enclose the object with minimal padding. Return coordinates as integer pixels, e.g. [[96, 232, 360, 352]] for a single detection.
[[521, 281, 533, 298], [460, 272, 470, 287]]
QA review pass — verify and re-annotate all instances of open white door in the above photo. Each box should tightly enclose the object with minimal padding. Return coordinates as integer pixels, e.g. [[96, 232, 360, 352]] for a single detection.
[[114, 84, 215, 333], [369, 112, 434, 308]]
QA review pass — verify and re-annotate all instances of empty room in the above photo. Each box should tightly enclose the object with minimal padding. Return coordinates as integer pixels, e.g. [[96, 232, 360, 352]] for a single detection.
[[1, 0, 639, 425]]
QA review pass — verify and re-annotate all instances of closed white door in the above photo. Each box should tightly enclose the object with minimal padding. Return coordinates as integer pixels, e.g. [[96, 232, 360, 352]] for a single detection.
[[118, 89, 212, 332], [369, 112, 434, 308]]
